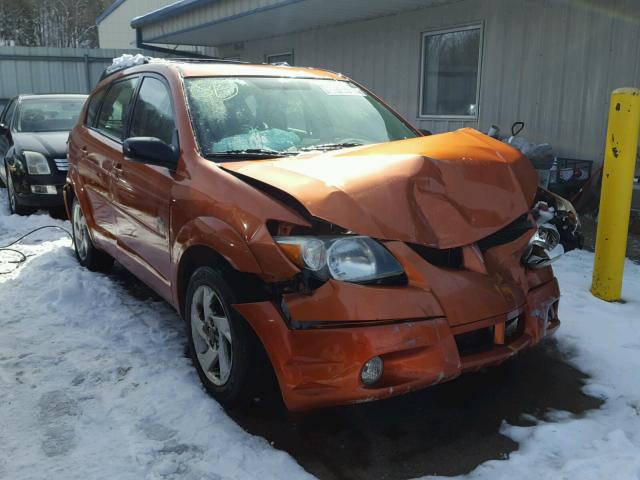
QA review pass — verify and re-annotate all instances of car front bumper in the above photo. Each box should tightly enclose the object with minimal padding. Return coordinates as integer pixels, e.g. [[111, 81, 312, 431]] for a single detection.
[[11, 173, 66, 208], [234, 274, 560, 412], [234, 233, 562, 412]]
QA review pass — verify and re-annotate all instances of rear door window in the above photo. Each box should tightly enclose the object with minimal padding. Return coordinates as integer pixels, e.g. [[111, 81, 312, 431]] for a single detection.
[[129, 77, 176, 145], [96, 77, 138, 140], [86, 88, 107, 127]]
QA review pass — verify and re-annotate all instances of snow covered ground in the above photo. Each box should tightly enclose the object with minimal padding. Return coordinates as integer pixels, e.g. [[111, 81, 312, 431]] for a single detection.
[[0, 193, 639, 480], [0, 195, 311, 480]]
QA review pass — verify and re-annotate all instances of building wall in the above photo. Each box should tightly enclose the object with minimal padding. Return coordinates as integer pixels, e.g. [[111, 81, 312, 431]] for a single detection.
[[218, 0, 640, 163], [98, 0, 176, 49]]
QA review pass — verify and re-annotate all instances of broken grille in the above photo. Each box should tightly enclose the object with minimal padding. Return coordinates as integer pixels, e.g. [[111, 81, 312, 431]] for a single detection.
[[407, 244, 463, 269]]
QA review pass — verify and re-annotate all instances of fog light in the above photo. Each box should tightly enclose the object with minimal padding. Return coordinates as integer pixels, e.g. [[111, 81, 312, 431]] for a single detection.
[[30, 185, 57, 195], [361, 356, 383, 386]]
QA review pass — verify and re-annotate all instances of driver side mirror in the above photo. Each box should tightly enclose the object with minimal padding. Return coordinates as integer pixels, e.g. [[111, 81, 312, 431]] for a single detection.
[[0, 123, 9, 135], [123, 137, 178, 170]]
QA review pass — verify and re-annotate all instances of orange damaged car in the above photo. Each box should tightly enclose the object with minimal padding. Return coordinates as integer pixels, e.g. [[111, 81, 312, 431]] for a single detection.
[[65, 57, 582, 411]]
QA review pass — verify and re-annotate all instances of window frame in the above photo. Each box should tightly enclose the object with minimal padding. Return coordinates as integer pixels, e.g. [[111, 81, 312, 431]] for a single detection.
[[92, 74, 141, 144], [127, 73, 178, 147], [265, 50, 294, 65], [417, 23, 483, 120], [0, 99, 10, 119], [1, 98, 17, 128]]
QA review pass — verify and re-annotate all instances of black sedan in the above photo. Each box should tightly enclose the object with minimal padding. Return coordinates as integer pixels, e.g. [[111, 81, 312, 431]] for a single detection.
[[0, 94, 87, 215]]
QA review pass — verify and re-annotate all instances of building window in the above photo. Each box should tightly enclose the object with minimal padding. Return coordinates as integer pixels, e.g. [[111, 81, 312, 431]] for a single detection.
[[266, 51, 294, 66], [420, 25, 482, 117]]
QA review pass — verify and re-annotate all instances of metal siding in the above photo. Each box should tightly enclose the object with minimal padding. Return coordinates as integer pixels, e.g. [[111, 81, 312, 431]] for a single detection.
[[0, 46, 143, 98], [99, 0, 177, 48]]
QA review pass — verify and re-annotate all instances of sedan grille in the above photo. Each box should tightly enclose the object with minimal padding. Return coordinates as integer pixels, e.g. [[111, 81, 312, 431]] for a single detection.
[[54, 158, 69, 172]]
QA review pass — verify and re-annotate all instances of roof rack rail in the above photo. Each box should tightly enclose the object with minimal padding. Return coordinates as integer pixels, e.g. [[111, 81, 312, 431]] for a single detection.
[[99, 54, 251, 81], [161, 57, 249, 65]]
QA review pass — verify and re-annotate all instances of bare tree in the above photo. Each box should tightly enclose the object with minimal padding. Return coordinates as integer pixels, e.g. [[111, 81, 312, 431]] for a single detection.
[[0, 0, 110, 47]]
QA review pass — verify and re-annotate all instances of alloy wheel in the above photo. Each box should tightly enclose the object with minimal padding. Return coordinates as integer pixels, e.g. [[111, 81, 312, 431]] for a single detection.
[[190, 285, 233, 385], [72, 201, 89, 261]]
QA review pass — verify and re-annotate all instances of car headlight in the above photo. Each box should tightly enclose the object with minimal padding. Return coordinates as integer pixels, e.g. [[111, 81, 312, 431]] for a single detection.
[[274, 235, 404, 284], [24, 151, 51, 175]]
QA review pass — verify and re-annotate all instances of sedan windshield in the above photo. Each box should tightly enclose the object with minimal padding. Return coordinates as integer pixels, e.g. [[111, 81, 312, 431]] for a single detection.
[[15, 98, 85, 133], [184, 77, 418, 157]]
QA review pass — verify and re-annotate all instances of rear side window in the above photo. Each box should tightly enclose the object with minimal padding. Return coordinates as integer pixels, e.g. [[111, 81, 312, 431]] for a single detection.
[[96, 77, 138, 140], [129, 77, 176, 145], [86, 88, 106, 127]]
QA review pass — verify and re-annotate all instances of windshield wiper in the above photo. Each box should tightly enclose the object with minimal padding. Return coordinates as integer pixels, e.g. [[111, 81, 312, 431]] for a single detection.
[[205, 148, 299, 159], [300, 142, 364, 152]]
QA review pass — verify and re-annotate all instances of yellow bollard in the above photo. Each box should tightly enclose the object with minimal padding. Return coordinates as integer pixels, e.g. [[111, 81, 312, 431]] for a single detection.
[[591, 88, 640, 301]]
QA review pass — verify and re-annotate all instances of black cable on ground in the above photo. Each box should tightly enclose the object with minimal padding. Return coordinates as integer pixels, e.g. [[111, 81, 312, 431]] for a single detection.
[[0, 225, 73, 274]]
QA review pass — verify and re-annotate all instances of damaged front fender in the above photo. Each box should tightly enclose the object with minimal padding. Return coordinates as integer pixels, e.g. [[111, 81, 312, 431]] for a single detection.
[[524, 188, 582, 268]]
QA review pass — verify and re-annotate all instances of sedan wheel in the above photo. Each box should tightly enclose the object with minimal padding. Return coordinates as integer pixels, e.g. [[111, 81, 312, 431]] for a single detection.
[[190, 285, 233, 385], [6, 170, 33, 215], [7, 173, 16, 212]]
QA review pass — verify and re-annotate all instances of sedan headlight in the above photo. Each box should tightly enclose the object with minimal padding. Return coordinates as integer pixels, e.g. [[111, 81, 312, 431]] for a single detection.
[[24, 151, 51, 175], [275, 236, 404, 284]]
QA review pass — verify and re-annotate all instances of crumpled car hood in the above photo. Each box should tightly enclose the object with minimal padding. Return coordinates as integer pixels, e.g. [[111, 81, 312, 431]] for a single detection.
[[221, 128, 539, 248]]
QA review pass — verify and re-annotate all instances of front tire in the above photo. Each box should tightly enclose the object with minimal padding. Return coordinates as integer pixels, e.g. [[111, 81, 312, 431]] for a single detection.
[[185, 267, 260, 408], [6, 167, 34, 216], [71, 197, 113, 271]]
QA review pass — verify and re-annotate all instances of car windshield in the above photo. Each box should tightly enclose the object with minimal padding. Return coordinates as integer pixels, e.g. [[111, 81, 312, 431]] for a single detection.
[[15, 98, 85, 133], [184, 77, 418, 158]]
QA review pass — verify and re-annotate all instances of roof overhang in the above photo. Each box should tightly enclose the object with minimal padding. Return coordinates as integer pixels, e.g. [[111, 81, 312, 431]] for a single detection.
[[97, 0, 127, 25], [132, 0, 460, 47]]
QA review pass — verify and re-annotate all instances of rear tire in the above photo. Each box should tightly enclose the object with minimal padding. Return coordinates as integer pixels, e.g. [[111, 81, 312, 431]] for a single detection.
[[185, 266, 261, 408], [71, 197, 113, 272]]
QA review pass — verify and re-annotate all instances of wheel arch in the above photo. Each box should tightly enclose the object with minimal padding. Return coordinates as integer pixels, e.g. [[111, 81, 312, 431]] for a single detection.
[[63, 172, 97, 234], [175, 243, 271, 319]]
